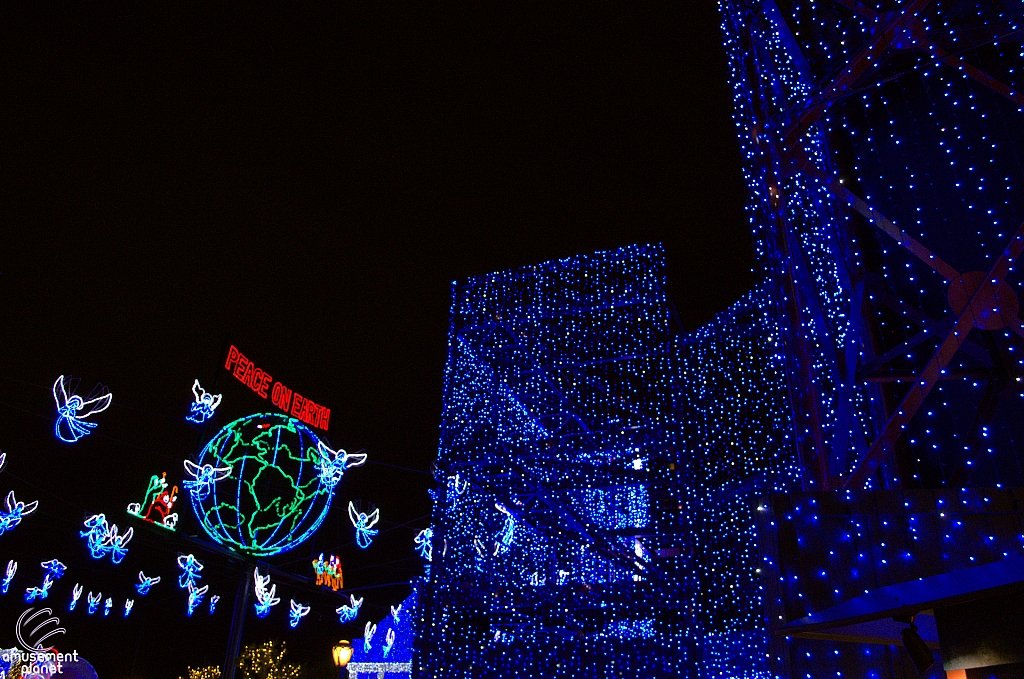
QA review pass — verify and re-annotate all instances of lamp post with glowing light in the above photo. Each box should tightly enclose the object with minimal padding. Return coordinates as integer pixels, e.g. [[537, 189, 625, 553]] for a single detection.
[[332, 640, 353, 676]]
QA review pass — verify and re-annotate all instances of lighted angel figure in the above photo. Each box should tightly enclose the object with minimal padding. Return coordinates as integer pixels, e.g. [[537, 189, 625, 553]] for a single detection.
[[187, 582, 208, 617], [446, 473, 469, 500], [494, 503, 516, 552], [124, 599, 134, 617], [314, 442, 367, 490], [363, 621, 377, 653], [81, 514, 111, 558], [69, 584, 83, 610], [135, 571, 161, 596], [103, 597, 112, 616], [186, 380, 223, 424], [53, 375, 112, 443], [0, 491, 39, 537], [87, 591, 102, 614], [414, 528, 432, 562], [209, 594, 220, 615], [177, 554, 204, 589], [348, 502, 380, 549], [25, 575, 54, 603], [41, 559, 66, 580], [253, 568, 279, 618], [82, 517, 129, 562], [390, 604, 402, 623], [288, 599, 311, 628], [2, 560, 17, 594], [335, 594, 363, 623], [383, 628, 397, 658], [102, 523, 133, 564], [183, 460, 232, 501]]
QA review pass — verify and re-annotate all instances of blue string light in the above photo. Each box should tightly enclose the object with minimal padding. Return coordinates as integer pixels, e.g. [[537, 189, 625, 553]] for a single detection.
[[24, 576, 54, 603]]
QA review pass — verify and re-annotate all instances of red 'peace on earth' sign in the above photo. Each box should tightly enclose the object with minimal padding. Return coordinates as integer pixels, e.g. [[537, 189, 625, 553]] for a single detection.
[[224, 345, 331, 432]]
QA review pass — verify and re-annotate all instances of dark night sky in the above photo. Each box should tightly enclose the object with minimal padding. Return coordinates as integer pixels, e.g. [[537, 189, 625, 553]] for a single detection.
[[0, 2, 753, 677]]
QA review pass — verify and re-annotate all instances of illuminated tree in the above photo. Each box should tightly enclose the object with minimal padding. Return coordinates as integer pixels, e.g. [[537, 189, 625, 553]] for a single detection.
[[179, 666, 220, 679], [237, 641, 302, 679]]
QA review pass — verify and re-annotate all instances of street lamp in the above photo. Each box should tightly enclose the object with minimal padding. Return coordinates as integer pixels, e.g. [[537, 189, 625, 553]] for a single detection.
[[332, 640, 353, 668]]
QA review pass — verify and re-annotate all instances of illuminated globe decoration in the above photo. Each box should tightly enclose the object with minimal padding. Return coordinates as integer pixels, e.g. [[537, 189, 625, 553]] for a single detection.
[[186, 413, 366, 556]]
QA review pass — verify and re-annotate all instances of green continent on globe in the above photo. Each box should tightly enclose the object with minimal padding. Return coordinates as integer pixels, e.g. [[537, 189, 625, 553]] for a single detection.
[[188, 413, 335, 556]]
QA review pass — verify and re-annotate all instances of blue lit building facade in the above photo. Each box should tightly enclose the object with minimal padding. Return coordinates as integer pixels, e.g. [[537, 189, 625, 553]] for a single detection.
[[414, 244, 693, 678], [348, 586, 420, 679], [413, 248, 800, 678], [415, 1, 1024, 677]]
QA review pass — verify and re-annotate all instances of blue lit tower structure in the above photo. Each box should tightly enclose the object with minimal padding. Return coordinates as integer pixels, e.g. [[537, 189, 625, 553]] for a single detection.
[[709, 0, 1024, 676], [415, 245, 694, 678], [719, 0, 1024, 493]]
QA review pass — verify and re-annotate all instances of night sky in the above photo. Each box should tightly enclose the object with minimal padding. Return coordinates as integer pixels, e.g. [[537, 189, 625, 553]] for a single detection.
[[0, 3, 753, 678]]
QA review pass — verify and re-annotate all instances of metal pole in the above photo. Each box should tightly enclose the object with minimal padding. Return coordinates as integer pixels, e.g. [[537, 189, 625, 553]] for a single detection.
[[222, 569, 251, 679]]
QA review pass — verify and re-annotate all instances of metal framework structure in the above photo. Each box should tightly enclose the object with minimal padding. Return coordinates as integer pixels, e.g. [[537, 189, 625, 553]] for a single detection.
[[709, 0, 1024, 675], [720, 0, 1024, 494]]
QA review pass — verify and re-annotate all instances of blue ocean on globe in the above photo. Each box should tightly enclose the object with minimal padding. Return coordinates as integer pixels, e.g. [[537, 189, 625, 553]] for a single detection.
[[187, 412, 340, 556]]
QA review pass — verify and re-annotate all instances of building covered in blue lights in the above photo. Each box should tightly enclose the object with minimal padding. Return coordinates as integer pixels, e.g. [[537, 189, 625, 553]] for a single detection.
[[414, 0, 1024, 677], [415, 244, 694, 678], [349, 586, 419, 679]]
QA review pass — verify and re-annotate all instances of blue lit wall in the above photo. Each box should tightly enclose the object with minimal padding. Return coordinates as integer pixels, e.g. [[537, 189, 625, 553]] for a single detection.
[[415, 246, 812, 678], [756, 488, 1024, 678], [349, 586, 419, 679], [677, 284, 799, 678], [415, 244, 695, 678]]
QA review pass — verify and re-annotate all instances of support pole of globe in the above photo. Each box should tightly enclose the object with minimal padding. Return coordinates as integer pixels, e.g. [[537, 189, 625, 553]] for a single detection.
[[222, 568, 251, 679]]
